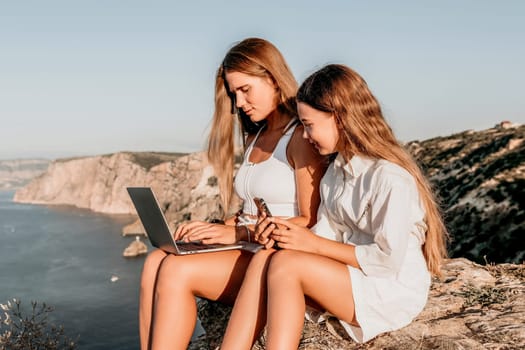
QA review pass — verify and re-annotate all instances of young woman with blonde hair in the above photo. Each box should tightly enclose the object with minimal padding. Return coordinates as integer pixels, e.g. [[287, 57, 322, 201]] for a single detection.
[[138, 38, 327, 350], [257, 64, 448, 347]]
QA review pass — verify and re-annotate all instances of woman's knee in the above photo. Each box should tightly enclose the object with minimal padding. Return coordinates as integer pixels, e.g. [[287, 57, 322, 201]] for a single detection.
[[155, 255, 197, 293], [248, 248, 277, 271], [141, 250, 168, 287], [267, 250, 302, 282]]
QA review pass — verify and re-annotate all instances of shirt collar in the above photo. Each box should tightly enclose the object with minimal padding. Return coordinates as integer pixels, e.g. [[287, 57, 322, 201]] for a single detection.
[[333, 153, 376, 178]]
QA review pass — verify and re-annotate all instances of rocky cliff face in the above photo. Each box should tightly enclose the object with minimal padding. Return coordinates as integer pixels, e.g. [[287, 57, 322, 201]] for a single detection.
[[13, 151, 227, 233], [406, 123, 524, 265], [0, 159, 50, 189], [13, 125, 524, 264]]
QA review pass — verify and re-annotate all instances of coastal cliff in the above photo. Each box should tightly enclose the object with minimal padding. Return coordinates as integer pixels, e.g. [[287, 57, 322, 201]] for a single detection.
[[14, 151, 227, 233], [15, 152, 185, 214], [407, 123, 524, 264]]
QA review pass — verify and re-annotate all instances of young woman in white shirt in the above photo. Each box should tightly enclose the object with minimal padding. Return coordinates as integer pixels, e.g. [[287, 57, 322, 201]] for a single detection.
[[258, 64, 448, 347]]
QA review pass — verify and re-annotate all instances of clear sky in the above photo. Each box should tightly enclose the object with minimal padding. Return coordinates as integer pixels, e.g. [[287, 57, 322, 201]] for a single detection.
[[1, 0, 524, 160]]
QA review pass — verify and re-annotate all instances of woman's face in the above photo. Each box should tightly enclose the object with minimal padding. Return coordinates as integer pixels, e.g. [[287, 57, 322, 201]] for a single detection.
[[225, 71, 278, 123], [298, 102, 340, 155]]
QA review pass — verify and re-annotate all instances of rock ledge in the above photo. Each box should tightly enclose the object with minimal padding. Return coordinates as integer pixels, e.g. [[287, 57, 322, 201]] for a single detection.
[[190, 258, 524, 349]]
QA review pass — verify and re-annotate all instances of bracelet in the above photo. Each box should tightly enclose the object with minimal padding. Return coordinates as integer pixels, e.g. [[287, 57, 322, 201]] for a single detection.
[[234, 209, 243, 225]]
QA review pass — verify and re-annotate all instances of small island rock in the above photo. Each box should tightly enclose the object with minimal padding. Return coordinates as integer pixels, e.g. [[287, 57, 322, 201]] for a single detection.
[[123, 236, 148, 257]]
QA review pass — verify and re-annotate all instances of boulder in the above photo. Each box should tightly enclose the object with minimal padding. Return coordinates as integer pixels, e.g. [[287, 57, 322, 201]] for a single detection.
[[122, 236, 148, 257]]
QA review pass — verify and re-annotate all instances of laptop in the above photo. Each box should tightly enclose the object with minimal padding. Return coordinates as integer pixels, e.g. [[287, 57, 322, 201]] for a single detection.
[[126, 187, 243, 255]]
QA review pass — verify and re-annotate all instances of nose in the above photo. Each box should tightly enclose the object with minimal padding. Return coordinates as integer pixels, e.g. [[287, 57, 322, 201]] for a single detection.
[[302, 128, 309, 140], [235, 93, 246, 109]]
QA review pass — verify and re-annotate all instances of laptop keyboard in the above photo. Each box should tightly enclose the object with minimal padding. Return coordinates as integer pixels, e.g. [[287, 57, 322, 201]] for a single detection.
[[175, 241, 225, 252]]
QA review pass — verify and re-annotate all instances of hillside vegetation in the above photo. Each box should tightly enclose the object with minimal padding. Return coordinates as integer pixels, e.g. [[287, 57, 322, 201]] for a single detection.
[[407, 123, 524, 264]]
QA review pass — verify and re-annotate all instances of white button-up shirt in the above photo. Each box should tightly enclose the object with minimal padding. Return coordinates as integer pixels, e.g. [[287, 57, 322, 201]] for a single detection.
[[312, 153, 428, 277]]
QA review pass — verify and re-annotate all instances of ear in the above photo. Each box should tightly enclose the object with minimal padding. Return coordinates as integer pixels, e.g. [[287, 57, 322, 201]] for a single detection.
[[265, 75, 278, 89]]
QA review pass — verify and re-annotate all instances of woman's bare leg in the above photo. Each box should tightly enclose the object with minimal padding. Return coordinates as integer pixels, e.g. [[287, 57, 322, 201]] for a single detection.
[[221, 248, 277, 350], [150, 250, 253, 350], [265, 250, 357, 349], [139, 249, 168, 350]]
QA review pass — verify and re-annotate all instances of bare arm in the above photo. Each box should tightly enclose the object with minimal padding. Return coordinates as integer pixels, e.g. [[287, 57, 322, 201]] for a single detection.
[[254, 126, 328, 248], [286, 125, 328, 228]]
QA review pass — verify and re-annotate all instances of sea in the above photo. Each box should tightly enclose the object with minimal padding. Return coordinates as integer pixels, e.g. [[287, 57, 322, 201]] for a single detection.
[[0, 190, 148, 349]]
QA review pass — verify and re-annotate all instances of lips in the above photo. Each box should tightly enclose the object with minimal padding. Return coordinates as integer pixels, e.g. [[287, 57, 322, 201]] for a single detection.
[[310, 140, 321, 151]]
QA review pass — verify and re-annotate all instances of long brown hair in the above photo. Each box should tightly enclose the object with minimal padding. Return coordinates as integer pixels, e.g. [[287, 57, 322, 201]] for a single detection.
[[207, 38, 298, 213], [297, 64, 448, 276]]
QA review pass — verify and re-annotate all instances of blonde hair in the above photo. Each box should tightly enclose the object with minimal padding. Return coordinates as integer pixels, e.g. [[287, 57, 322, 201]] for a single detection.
[[297, 64, 448, 276], [207, 38, 298, 213]]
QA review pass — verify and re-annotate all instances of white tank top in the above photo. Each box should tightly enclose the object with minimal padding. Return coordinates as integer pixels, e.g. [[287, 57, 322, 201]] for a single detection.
[[234, 122, 298, 217]]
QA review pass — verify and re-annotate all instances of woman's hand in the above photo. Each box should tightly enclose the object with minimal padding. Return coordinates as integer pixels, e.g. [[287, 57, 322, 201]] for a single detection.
[[173, 221, 237, 245], [267, 217, 320, 253], [254, 213, 277, 249]]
